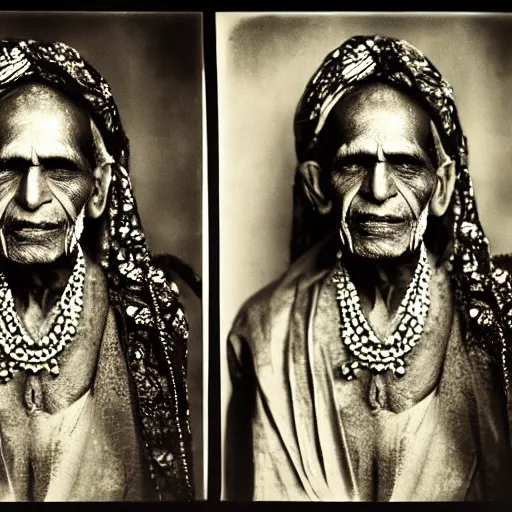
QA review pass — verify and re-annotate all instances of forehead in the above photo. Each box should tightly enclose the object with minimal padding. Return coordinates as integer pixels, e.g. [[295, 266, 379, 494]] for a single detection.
[[327, 83, 432, 152], [0, 83, 91, 160]]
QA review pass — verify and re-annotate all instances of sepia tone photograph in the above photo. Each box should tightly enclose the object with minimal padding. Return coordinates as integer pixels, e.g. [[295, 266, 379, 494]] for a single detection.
[[0, 11, 204, 501], [218, 12, 512, 501]]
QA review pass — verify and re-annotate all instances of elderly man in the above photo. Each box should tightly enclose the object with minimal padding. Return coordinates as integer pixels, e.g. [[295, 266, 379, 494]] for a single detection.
[[0, 39, 197, 501], [225, 35, 512, 501]]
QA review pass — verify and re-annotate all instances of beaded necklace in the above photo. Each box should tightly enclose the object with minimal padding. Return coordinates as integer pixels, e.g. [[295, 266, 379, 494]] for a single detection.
[[0, 244, 86, 383], [333, 242, 431, 380]]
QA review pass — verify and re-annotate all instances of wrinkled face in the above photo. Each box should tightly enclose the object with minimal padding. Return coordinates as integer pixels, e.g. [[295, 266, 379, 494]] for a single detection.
[[0, 83, 95, 264], [324, 83, 437, 259]]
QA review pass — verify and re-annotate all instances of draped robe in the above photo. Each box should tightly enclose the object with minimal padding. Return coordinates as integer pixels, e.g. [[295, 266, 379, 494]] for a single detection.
[[225, 238, 512, 501]]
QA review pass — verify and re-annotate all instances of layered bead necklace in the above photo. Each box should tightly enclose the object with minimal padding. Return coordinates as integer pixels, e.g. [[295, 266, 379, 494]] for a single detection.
[[0, 244, 86, 384], [333, 242, 431, 380]]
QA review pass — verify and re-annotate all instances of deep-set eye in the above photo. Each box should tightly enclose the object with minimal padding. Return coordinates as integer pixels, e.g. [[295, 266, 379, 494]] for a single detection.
[[334, 154, 376, 173], [386, 154, 433, 173], [42, 157, 92, 183], [391, 162, 422, 175], [44, 168, 79, 180], [0, 157, 28, 173]]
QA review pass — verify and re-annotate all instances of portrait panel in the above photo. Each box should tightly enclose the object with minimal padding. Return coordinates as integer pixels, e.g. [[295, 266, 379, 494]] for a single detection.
[[0, 11, 204, 500], [218, 12, 512, 501]]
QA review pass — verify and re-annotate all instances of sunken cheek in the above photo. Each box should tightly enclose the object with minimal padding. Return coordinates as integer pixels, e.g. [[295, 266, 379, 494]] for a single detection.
[[50, 176, 93, 209], [329, 168, 364, 197]]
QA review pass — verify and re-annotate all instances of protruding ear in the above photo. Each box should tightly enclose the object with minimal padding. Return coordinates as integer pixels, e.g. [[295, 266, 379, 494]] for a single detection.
[[297, 160, 332, 215], [87, 164, 112, 219], [428, 120, 456, 217], [430, 159, 456, 217]]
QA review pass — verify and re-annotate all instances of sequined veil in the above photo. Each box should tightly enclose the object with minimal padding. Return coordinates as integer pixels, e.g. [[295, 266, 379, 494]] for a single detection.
[[0, 39, 194, 500], [291, 35, 512, 398]]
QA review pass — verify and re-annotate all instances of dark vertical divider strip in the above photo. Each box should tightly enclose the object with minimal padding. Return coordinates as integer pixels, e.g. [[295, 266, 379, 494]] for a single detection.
[[204, 10, 221, 502]]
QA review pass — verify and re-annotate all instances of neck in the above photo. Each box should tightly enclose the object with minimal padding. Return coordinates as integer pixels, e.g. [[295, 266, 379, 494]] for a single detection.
[[0, 252, 78, 315], [342, 245, 423, 314]]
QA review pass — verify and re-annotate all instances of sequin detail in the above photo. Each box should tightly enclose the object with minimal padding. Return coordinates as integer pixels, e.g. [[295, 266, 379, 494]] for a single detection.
[[333, 243, 430, 379]]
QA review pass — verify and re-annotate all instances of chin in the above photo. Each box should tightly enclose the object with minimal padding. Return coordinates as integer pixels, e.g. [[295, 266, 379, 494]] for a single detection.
[[350, 235, 412, 260], [4, 243, 66, 265], [2, 228, 69, 264]]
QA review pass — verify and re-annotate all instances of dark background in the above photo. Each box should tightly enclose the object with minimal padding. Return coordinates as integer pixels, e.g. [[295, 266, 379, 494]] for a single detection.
[[0, 11, 204, 497], [217, 12, 512, 498]]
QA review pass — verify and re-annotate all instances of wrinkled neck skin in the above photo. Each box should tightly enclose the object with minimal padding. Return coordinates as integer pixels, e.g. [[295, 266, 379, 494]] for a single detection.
[[341, 245, 423, 316], [0, 251, 78, 316]]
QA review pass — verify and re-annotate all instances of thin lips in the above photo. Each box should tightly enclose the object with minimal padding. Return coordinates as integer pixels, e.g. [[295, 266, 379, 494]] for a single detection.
[[8, 220, 63, 231], [351, 213, 409, 224]]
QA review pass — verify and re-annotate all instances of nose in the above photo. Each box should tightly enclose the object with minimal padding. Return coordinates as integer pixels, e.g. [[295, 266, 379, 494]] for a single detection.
[[17, 166, 52, 211], [365, 161, 397, 203]]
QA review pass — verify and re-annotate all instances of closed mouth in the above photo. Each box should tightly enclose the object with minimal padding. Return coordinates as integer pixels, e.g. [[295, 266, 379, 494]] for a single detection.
[[6, 220, 64, 239], [350, 213, 410, 235], [351, 213, 408, 224]]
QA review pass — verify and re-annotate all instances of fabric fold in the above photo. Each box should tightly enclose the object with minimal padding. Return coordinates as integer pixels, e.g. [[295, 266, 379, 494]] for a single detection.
[[34, 390, 94, 501], [287, 281, 327, 500], [318, 343, 359, 500]]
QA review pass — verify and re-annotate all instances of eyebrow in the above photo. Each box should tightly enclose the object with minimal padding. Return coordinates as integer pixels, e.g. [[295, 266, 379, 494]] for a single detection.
[[0, 156, 87, 172], [335, 141, 431, 164]]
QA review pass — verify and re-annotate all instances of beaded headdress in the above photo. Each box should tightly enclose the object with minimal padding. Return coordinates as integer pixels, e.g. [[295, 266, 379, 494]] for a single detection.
[[292, 35, 512, 393], [0, 39, 193, 500]]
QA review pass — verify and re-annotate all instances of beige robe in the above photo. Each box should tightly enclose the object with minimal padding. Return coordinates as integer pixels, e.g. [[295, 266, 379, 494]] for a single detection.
[[225, 239, 512, 501]]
